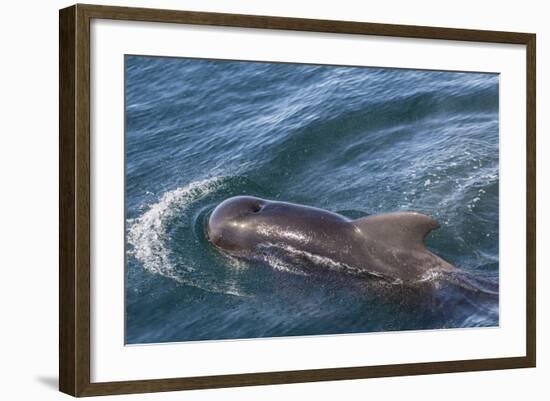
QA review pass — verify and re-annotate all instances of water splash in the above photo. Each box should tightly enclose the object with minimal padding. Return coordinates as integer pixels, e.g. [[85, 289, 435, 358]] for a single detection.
[[126, 176, 249, 297], [255, 242, 389, 280]]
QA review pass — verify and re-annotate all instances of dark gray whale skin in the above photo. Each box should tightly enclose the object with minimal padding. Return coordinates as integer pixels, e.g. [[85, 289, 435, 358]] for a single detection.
[[207, 196, 456, 282]]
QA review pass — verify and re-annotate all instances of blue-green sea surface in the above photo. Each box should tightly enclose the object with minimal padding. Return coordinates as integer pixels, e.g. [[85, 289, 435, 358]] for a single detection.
[[125, 56, 499, 344]]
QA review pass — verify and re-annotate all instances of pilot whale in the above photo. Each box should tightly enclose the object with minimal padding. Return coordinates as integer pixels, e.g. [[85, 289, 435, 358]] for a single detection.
[[207, 196, 456, 282]]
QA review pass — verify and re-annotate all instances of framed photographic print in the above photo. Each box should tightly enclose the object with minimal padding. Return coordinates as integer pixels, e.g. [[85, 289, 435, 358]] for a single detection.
[[59, 4, 536, 397]]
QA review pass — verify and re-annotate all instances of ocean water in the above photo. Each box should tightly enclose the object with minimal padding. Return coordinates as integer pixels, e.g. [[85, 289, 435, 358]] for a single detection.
[[125, 55, 499, 344]]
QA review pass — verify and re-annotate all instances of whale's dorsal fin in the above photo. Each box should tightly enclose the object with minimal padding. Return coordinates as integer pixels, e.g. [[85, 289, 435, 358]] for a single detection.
[[353, 212, 440, 249]]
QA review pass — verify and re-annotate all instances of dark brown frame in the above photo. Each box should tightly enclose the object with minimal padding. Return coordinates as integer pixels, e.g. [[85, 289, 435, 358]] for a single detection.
[[59, 3, 536, 397]]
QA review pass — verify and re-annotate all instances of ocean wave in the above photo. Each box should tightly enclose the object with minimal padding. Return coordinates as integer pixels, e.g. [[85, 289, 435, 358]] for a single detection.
[[126, 176, 250, 297], [125, 56, 500, 341]]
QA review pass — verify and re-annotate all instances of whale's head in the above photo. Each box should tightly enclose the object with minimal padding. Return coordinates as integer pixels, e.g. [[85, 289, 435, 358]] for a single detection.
[[207, 195, 341, 255], [207, 196, 269, 253]]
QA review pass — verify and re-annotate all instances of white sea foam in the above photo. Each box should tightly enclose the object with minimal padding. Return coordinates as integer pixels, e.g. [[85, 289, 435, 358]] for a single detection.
[[126, 176, 249, 297], [127, 177, 222, 274], [263, 254, 310, 276], [257, 242, 388, 280]]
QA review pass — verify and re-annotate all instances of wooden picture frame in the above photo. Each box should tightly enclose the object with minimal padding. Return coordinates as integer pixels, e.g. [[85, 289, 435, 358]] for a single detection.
[[59, 3, 536, 397]]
